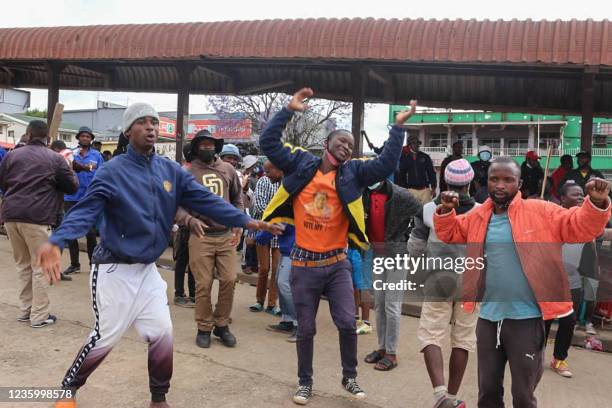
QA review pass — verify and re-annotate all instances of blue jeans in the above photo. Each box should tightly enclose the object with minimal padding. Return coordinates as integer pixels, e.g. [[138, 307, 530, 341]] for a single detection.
[[276, 256, 296, 324]]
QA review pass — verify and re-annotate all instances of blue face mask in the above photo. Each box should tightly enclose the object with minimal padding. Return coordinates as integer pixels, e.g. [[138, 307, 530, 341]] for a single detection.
[[479, 151, 492, 161]]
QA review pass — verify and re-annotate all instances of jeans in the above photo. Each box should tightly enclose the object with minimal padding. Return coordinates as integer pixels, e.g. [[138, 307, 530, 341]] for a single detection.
[[276, 256, 296, 324], [291, 259, 357, 386]]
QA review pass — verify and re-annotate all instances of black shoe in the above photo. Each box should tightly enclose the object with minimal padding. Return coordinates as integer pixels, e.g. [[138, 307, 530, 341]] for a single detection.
[[341, 377, 365, 399], [195, 330, 211, 348], [267, 321, 294, 333], [31, 314, 57, 328], [213, 325, 237, 347], [293, 385, 312, 405], [60, 273, 72, 281], [17, 313, 30, 322], [63, 265, 80, 275]]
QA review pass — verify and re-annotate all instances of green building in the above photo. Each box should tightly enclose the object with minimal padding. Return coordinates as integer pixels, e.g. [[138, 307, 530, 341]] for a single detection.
[[388, 106, 612, 172]]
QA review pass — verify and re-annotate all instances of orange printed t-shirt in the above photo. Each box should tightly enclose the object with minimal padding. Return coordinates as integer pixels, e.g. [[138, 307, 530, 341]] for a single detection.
[[293, 169, 349, 252]]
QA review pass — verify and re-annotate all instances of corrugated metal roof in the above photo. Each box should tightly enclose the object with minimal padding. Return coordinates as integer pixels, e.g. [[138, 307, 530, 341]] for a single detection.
[[0, 18, 611, 66]]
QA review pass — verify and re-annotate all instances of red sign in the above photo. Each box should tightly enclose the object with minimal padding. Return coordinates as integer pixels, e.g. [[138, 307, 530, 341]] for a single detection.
[[158, 116, 251, 140]]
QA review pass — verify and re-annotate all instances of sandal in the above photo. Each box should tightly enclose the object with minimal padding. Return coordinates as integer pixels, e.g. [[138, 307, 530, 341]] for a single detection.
[[364, 349, 385, 364], [374, 356, 398, 371], [249, 302, 263, 312]]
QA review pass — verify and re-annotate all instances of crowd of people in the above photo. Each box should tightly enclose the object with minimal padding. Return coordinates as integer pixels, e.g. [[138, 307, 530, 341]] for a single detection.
[[0, 87, 610, 408]]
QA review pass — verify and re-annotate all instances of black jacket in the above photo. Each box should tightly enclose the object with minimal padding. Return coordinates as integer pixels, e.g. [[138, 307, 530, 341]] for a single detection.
[[396, 150, 437, 189], [0, 141, 78, 225]]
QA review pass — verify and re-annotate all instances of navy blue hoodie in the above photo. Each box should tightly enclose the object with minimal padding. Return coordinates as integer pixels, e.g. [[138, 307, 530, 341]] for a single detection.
[[50, 145, 251, 264]]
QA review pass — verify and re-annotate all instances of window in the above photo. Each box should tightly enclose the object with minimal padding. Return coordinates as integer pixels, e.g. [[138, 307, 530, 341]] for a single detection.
[[507, 138, 529, 149], [428, 133, 447, 147], [8, 130, 14, 141], [539, 132, 560, 150], [594, 135, 610, 148], [479, 138, 500, 148], [456, 133, 473, 152]]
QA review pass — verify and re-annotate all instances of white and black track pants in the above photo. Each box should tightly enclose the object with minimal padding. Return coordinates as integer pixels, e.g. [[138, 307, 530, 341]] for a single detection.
[[61, 263, 173, 395]]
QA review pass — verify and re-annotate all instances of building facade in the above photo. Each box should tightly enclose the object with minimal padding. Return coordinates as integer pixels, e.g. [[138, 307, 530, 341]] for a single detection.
[[0, 112, 78, 149], [388, 106, 612, 171]]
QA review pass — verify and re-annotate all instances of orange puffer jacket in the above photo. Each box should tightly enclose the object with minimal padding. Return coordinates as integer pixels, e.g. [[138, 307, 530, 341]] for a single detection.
[[434, 193, 611, 321]]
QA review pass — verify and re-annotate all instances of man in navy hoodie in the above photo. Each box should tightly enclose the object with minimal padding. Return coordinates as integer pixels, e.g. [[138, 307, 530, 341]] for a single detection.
[[38, 102, 282, 408]]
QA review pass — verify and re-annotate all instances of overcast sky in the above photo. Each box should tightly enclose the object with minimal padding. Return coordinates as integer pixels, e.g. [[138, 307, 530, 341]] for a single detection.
[[4, 0, 610, 147]]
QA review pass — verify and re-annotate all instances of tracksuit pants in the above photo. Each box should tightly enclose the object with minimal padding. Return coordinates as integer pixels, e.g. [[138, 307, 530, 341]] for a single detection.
[[61, 263, 173, 398], [291, 259, 358, 386], [477, 318, 545, 408]]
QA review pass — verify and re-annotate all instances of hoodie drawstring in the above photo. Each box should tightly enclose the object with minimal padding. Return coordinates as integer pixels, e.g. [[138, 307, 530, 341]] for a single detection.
[[496, 319, 504, 349]]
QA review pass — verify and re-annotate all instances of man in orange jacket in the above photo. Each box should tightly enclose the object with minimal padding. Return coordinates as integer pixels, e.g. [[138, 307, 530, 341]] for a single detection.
[[434, 156, 610, 408]]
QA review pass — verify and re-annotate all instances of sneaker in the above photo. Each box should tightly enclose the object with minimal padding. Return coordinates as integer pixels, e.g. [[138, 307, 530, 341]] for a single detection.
[[293, 385, 312, 405], [60, 273, 72, 281], [17, 313, 30, 322], [267, 322, 294, 333], [265, 306, 282, 316], [585, 322, 597, 335], [31, 314, 57, 328], [174, 295, 192, 308], [287, 327, 298, 343], [550, 358, 573, 378], [341, 377, 365, 399], [249, 302, 264, 312], [63, 265, 80, 275], [434, 397, 466, 408], [356, 321, 372, 335]]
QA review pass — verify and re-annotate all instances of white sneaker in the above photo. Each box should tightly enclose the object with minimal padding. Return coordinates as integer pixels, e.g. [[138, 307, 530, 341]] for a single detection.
[[586, 322, 597, 335]]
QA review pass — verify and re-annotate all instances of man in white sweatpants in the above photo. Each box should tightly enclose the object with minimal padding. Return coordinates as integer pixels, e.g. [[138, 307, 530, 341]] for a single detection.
[[38, 102, 283, 408]]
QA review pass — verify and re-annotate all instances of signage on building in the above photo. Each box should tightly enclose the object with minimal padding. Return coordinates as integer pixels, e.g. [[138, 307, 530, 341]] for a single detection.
[[156, 142, 177, 160], [158, 116, 251, 139]]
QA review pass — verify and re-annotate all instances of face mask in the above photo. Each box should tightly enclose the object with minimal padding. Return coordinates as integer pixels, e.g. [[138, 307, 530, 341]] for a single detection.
[[479, 151, 492, 161], [368, 181, 382, 191], [325, 149, 342, 167], [198, 149, 215, 163]]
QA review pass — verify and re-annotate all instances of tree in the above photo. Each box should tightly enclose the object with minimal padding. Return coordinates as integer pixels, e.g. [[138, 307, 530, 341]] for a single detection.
[[25, 108, 47, 118], [207, 93, 351, 151]]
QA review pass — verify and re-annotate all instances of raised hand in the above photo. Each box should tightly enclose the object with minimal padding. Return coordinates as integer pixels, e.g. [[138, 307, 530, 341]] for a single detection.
[[288, 88, 314, 112], [585, 178, 611, 208], [438, 191, 459, 214], [395, 100, 418, 125]]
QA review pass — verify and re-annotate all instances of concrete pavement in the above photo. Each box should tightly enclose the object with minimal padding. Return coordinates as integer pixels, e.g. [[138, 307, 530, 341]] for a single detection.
[[1, 237, 611, 408]]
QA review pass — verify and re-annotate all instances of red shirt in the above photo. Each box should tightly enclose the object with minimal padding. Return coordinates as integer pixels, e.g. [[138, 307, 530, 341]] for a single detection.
[[367, 191, 388, 244], [550, 166, 568, 199]]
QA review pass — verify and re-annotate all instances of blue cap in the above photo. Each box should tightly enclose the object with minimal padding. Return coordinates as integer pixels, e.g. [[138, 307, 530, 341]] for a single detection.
[[219, 143, 241, 159]]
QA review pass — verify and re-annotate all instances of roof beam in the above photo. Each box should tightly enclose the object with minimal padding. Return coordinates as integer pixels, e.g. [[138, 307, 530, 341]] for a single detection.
[[238, 80, 294, 95]]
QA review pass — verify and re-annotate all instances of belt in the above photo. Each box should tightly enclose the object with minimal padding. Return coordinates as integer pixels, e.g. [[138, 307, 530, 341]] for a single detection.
[[291, 253, 347, 268]]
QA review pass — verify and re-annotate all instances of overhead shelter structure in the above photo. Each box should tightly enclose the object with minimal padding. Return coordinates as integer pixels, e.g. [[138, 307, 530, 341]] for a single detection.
[[0, 18, 611, 158]]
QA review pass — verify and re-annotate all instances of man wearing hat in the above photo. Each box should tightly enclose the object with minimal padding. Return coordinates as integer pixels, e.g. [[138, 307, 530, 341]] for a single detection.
[[397, 133, 437, 204], [410, 158, 479, 408], [219, 143, 242, 169], [520, 150, 544, 198], [62, 126, 104, 276], [178, 130, 245, 349], [39, 103, 283, 408], [562, 150, 605, 193]]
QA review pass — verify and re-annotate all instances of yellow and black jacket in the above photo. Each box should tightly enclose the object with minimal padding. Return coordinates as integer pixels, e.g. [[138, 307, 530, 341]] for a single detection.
[[260, 107, 405, 250]]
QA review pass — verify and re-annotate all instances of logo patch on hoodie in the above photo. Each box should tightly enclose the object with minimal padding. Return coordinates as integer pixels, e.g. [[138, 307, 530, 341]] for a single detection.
[[163, 180, 173, 193]]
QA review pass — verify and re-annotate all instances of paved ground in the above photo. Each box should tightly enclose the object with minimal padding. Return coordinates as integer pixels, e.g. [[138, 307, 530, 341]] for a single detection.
[[0, 237, 611, 408]]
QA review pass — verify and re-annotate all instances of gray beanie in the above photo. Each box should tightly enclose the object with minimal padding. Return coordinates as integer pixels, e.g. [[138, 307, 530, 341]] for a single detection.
[[122, 102, 160, 132]]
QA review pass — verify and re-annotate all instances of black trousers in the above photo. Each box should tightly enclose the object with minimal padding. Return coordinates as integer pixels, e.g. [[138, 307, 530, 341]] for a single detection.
[[477, 317, 545, 408], [544, 288, 583, 361], [64, 201, 97, 268], [174, 227, 195, 298]]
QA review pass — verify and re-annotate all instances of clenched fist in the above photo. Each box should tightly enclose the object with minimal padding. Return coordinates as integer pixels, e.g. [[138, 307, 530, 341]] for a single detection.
[[437, 191, 459, 214]]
